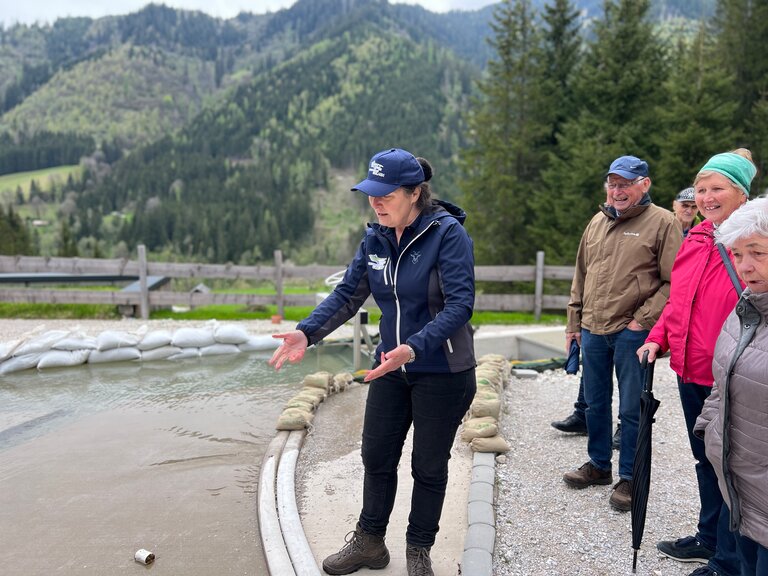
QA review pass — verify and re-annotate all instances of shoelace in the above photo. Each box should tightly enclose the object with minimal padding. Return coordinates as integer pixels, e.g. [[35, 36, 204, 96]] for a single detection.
[[336, 530, 362, 558], [408, 547, 432, 575]]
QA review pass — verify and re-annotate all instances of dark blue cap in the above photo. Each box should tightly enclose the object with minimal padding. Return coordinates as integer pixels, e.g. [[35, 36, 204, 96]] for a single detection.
[[606, 155, 649, 180], [352, 148, 425, 197]]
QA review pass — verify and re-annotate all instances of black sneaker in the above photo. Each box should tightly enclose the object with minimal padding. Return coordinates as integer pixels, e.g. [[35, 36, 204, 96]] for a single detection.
[[657, 535, 714, 563], [687, 567, 720, 576], [612, 423, 621, 450], [551, 413, 587, 434]]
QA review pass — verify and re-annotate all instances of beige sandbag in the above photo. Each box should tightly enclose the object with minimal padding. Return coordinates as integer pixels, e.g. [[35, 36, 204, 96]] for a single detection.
[[303, 371, 332, 390], [333, 372, 354, 393], [300, 386, 327, 402], [470, 398, 501, 419], [294, 392, 322, 408], [284, 398, 316, 412], [460, 417, 498, 442], [276, 408, 315, 431], [473, 389, 499, 402], [470, 434, 510, 453]]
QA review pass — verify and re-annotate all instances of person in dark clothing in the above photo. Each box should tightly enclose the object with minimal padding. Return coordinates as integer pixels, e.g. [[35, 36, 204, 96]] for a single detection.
[[269, 148, 476, 576]]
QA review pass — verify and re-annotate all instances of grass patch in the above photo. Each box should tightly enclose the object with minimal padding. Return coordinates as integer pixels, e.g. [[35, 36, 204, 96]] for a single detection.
[[0, 302, 122, 319], [0, 165, 82, 198]]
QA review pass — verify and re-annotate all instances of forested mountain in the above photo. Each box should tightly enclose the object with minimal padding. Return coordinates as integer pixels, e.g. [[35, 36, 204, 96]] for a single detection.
[[0, 0, 743, 267]]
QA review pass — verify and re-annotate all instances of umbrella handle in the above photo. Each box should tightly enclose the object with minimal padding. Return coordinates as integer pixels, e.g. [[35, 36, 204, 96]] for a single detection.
[[641, 349, 649, 369]]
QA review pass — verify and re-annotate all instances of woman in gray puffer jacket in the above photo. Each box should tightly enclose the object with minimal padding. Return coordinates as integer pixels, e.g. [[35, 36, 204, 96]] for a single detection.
[[695, 197, 768, 576]]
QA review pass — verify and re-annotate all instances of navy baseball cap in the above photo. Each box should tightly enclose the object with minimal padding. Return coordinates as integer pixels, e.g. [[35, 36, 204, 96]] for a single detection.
[[606, 155, 649, 180], [352, 148, 425, 197], [675, 187, 695, 202]]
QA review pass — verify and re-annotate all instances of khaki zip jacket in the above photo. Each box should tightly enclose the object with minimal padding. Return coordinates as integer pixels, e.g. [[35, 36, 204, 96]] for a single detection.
[[567, 197, 682, 335]]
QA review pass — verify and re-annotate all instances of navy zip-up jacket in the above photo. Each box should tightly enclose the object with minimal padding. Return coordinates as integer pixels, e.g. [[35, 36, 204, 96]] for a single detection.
[[297, 199, 475, 374]]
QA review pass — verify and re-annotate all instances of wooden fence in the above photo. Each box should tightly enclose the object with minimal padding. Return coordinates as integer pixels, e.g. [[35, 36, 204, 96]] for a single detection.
[[0, 247, 575, 320]]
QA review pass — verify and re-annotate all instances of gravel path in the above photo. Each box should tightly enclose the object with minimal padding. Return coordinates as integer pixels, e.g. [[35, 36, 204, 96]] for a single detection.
[[493, 357, 702, 576]]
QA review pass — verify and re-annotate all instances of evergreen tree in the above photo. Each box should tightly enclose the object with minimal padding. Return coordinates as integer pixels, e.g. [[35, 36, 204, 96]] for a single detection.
[[459, 0, 547, 264], [529, 0, 670, 263], [652, 24, 737, 206]]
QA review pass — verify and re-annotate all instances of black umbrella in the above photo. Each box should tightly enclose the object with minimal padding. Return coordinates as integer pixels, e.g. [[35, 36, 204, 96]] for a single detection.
[[631, 350, 660, 573]]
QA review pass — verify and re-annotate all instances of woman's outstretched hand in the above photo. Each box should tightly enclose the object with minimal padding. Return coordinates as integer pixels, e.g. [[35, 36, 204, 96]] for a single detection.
[[364, 344, 413, 382], [269, 330, 309, 370]]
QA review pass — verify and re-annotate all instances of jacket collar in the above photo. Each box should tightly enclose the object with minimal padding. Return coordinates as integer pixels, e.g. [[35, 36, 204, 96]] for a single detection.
[[600, 192, 652, 221]]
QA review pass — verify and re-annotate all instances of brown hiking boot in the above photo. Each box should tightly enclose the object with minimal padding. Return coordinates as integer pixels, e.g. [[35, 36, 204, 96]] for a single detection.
[[322, 522, 390, 575], [609, 478, 632, 511], [563, 461, 612, 488], [406, 545, 434, 576]]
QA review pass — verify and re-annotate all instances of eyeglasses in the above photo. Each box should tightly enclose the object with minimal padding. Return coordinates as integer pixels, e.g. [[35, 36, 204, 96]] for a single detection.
[[605, 177, 645, 191]]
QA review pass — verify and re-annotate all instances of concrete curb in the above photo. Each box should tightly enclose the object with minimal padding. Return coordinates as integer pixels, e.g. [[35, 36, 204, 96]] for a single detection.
[[462, 451, 496, 576]]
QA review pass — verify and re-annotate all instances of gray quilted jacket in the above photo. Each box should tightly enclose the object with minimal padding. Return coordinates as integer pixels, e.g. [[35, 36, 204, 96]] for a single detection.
[[695, 289, 768, 548]]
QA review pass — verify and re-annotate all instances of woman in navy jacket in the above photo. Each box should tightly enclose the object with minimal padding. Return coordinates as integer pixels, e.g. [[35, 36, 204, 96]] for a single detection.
[[270, 148, 476, 576]]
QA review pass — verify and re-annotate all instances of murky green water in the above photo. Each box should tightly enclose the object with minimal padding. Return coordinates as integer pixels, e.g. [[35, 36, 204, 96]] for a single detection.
[[0, 346, 354, 575]]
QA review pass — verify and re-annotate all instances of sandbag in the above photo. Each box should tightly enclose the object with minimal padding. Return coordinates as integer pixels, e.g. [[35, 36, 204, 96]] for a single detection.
[[52, 335, 97, 351], [171, 328, 216, 349], [14, 330, 69, 356], [284, 398, 316, 412], [38, 349, 91, 369], [214, 324, 250, 345], [167, 348, 201, 360], [0, 339, 22, 362], [199, 344, 241, 356], [140, 346, 182, 362], [137, 330, 173, 350], [303, 371, 332, 391], [88, 347, 142, 363], [470, 434, 510, 453], [276, 408, 314, 431], [0, 353, 43, 374], [96, 330, 141, 351], [460, 417, 498, 442], [238, 335, 280, 352], [470, 398, 501, 419]]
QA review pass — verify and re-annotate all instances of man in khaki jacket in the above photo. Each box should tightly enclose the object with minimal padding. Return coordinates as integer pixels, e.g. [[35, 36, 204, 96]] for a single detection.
[[562, 155, 682, 511]]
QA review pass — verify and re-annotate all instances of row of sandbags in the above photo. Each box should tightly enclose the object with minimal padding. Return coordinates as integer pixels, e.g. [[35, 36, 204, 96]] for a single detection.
[[276, 370, 359, 431], [0, 320, 279, 375], [460, 353, 512, 454]]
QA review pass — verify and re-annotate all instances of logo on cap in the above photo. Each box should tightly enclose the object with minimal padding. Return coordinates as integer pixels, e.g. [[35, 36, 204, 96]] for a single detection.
[[370, 161, 385, 178]]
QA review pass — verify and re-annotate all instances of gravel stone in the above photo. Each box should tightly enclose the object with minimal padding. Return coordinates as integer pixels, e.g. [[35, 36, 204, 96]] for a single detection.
[[493, 357, 702, 576]]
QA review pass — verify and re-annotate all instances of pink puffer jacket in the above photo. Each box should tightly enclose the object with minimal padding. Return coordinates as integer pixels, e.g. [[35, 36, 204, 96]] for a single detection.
[[645, 220, 744, 385]]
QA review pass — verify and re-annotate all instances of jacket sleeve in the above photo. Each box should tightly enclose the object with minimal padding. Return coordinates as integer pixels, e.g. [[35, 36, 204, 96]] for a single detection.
[[296, 239, 371, 346], [566, 227, 589, 333], [406, 221, 474, 358], [645, 302, 671, 353], [694, 378, 721, 439], [634, 215, 682, 329]]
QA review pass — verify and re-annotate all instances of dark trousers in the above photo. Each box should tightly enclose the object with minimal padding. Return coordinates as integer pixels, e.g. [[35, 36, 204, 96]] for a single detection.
[[678, 379, 740, 574], [734, 532, 768, 576], [359, 367, 476, 548]]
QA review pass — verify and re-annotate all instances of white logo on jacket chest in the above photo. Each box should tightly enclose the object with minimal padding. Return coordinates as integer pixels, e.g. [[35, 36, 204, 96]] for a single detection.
[[410, 251, 422, 264], [623, 232, 640, 237], [368, 254, 388, 270]]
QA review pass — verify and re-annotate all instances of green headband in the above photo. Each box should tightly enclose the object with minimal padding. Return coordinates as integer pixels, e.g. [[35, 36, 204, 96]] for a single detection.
[[698, 152, 756, 196]]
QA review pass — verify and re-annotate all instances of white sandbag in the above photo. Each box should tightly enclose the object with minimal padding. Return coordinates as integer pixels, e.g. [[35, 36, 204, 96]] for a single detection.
[[137, 330, 173, 350], [13, 330, 69, 356], [168, 347, 201, 360], [38, 349, 91, 369], [200, 343, 241, 356], [96, 330, 141, 351], [0, 353, 43, 374], [88, 347, 142, 363], [140, 346, 182, 362], [171, 328, 216, 348], [0, 339, 22, 362], [214, 324, 250, 344], [238, 335, 280, 352], [52, 335, 97, 351]]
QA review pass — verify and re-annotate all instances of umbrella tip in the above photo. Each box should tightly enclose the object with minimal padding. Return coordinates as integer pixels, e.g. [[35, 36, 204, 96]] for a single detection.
[[632, 549, 638, 572]]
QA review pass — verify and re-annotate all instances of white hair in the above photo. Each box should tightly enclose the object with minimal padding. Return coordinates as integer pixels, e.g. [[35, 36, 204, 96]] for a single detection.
[[716, 198, 768, 247]]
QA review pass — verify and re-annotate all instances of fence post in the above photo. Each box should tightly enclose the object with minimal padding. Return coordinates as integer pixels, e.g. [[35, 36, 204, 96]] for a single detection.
[[534, 250, 544, 322], [274, 250, 284, 317], [138, 244, 149, 320]]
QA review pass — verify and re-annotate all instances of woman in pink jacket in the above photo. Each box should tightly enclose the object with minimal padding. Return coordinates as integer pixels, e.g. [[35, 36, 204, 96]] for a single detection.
[[637, 149, 755, 576]]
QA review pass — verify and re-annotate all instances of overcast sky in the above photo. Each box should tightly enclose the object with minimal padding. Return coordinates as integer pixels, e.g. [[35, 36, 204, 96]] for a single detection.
[[1, 0, 497, 27]]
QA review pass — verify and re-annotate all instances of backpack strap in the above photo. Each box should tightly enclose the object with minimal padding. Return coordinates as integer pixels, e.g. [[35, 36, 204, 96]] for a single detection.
[[717, 242, 744, 296]]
